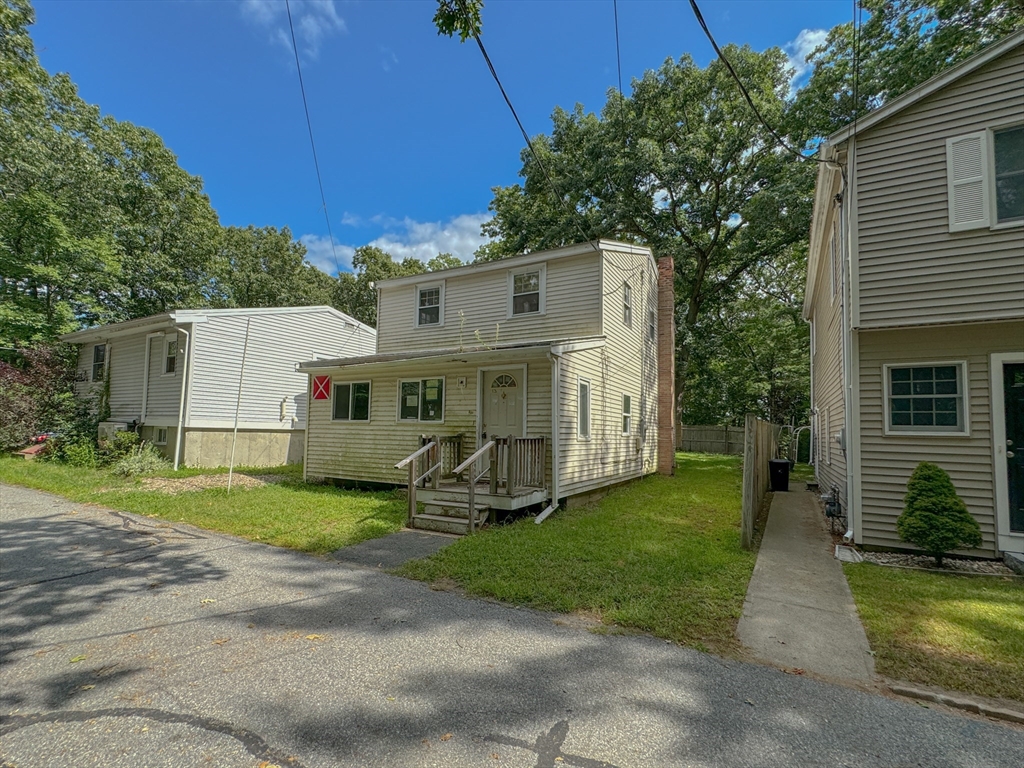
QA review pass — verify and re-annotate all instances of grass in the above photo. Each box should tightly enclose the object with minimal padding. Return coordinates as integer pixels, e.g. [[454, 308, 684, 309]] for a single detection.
[[844, 563, 1024, 703], [397, 452, 757, 655], [0, 457, 406, 555]]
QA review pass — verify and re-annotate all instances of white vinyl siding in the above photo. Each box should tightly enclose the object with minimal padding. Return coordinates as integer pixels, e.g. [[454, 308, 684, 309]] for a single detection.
[[855, 48, 1024, 327], [375, 251, 601, 353]]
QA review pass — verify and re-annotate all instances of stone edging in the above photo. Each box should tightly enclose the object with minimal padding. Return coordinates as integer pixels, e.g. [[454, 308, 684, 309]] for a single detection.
[[864, 562, 1023, 579], [888, 683, 1024, 725]]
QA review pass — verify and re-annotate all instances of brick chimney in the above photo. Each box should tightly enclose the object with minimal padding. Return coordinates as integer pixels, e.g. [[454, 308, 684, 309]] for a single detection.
[[657, 256, 676, 476]]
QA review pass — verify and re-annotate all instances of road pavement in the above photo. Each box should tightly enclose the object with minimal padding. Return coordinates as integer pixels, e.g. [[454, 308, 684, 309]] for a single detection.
[[2, 484, 1022, 767]]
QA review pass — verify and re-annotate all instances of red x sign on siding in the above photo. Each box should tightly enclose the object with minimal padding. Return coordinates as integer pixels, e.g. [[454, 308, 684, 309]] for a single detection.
[[312, 375, 331, 400]]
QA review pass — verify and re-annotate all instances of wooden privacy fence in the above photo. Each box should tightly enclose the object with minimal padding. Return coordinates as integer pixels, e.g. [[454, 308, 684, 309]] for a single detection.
[[678, 425, 745, 454], [741, 414, 782, 550]]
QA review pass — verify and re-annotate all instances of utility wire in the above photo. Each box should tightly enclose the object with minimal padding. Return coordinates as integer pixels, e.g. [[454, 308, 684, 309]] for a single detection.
[[613, 0, 624, 98], [455, 0, 600, 251], [686, 0, 827, 164], [285, 0, 342, 276]]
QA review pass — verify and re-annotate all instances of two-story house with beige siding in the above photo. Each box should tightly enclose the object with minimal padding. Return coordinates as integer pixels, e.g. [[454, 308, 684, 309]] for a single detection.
[[62, 306, 375, 469], [300, 240, 676, 533], [805, 31, 1024, 562]]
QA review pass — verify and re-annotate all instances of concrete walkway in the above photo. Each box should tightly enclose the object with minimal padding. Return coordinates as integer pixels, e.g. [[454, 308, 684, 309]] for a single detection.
[[738, 490, 876, 683], [329, 528, 457, 569]]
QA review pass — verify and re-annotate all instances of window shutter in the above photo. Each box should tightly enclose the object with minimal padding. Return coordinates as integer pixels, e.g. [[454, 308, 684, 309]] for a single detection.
[[946, 132, 990, 232]]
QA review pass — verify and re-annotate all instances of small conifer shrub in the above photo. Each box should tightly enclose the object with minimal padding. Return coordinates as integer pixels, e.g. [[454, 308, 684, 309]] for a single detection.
[[896, 462, 982, 567]]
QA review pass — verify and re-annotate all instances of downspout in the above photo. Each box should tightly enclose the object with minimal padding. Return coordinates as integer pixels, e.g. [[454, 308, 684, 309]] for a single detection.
[[840, 145, 856, 542], [547, 350, 561, 504], [807, 319, 815, 467], [172, 327, 190, 471]]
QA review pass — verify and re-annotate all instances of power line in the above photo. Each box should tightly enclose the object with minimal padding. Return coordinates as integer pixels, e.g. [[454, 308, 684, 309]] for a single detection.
[[454, 0, 600, 251], [686, 0, 826, 164], [285, 0, 342, 276], [613, 0, 624, 98]]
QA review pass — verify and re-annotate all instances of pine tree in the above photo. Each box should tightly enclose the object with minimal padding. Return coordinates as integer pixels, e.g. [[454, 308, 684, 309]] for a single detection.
[[896, 462, 982, 567]]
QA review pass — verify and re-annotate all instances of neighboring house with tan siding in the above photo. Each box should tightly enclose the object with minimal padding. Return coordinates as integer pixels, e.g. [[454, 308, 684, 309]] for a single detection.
[[62, 306, 375, 469], [804, 31, 1024, 561], [300, 240, 676, 533]]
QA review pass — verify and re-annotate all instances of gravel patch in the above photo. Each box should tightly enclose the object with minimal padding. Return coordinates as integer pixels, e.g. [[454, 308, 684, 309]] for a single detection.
[[860, 551, 1016, 576], [137, 473, 288, 494]]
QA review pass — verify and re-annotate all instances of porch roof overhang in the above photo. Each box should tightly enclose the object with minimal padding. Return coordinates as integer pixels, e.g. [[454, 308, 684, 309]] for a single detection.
[[297, 336, 606, 375]]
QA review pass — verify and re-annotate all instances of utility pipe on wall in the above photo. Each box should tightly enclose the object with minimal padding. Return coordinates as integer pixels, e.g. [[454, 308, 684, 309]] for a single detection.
[[227, 318, 253, 493], [171, 327, 190, 472]]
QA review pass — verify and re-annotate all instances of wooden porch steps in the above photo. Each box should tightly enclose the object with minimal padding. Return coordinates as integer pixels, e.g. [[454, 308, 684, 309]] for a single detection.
[[413, 505, 489, 535]]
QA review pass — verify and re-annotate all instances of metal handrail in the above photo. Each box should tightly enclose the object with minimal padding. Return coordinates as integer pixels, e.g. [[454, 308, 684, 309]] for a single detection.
[[452, 440, 495, 475], [395, 441, 436, 469]]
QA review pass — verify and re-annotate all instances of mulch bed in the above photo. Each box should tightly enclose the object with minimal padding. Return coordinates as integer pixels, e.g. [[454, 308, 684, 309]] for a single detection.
[[137, 473, 288, 494]]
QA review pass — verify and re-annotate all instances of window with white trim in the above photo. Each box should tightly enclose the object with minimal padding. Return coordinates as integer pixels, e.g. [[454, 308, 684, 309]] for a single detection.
[[91, 344, 106, 382], [947, 126, 1024, 231], [648, 308, 656, 342], [416, 284, 443, 326], [511, 269, 542, 316], [621, 394, 632, 435], [333, 382, 371, 421], [164, 339, 177, 374], [623, 282, 632, 325], [398, 378, 444, 422], [885, 363, 967, 433], [578, 377, 591, 439], [155, 428, 168, 445]]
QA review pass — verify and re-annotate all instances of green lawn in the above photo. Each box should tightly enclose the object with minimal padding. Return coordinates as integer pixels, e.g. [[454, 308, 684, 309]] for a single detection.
[[844, 563, 1024, 703], [397, 452, 756, 655], [0, 457, 406, 555]]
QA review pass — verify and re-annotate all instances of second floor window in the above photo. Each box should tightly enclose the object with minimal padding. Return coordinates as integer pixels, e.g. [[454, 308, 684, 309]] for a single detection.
[[648, 308, 656, 342], [511, 270, 541, 315], [623, 282, 632, 325], [417, 285, 442, 326], [994, 125, 1024, 225], [92, 344, 106, 382]]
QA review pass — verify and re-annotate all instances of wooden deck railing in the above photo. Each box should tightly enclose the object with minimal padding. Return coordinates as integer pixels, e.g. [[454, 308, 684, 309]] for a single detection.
[[490, 436, 546, 495], [419, 433, 463, 485]]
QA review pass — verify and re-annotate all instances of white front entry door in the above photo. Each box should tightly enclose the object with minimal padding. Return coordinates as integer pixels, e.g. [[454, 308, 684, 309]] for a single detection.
[[481, 370, 524, 441]]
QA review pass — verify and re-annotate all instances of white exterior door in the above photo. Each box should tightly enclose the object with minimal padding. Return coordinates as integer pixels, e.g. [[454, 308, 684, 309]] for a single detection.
[[481, 370, 524, 441]]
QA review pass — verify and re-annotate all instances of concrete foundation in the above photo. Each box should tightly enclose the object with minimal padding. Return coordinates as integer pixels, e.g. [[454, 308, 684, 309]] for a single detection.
[[140, 426, 303, 468]]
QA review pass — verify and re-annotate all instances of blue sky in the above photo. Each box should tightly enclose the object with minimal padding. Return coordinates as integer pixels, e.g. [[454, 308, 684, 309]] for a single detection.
[[32, 0, 851, 274]]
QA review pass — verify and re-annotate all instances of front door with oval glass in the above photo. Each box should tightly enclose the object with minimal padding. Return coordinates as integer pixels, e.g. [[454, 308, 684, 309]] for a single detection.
[[481, 371, 524, 441]]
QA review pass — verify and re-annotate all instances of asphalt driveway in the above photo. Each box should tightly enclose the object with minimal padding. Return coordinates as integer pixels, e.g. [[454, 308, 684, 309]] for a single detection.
[[1, 484, 1022, 767]]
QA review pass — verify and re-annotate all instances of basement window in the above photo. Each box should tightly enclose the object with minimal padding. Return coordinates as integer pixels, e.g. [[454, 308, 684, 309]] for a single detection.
[[155, 428, 168, 446], [398, 378, 444, 422], [333, 382, 371, 421]]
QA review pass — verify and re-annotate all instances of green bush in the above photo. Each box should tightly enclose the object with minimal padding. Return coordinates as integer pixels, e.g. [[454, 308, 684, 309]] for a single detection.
[[896, 462, 982, 566], [103, 429, 140, 462], [110, 443, 170, 477], [61, 439, 98, 468]]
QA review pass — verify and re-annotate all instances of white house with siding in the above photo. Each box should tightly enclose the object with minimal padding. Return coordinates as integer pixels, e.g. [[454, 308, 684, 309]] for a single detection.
[[299, 240, 676, 533], [62, 306, 375, 468], [804, 31, 1024, 561]]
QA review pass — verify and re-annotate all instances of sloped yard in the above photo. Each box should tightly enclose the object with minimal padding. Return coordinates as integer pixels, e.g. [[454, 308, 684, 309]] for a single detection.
[[397, 453, 757, 655], [0, 458, 406, 554]]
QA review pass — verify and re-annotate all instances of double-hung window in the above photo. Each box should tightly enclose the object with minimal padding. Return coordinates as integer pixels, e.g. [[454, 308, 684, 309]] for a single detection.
[[885, 363, 967, 434], [623, 282, 633, 325], [510, 266, 544, 316], [621, 394, 632, 435], [91, 345, 106, 382], [648, 308, 656, 342], [164, 339, 177, 374], [333, 382, 371, 421], [398, 378, 444, 422], [417, 284, 443, 326], [578, 377, 591, 439], [947, 125, 1024, 230]]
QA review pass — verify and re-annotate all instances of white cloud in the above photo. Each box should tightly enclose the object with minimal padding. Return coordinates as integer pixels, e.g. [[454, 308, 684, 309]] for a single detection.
[[300, 213, 492, 275], [300, 234, 355, 275], [241, 0, 345, 59], [366, 214, 492, 264], [380, 46, 399, 73], [784, 28, 827, 94]]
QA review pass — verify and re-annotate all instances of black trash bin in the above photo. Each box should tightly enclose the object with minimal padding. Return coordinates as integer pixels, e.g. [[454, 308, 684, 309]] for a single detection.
[[769, 459, 790, 492]]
